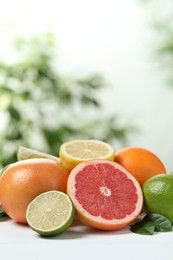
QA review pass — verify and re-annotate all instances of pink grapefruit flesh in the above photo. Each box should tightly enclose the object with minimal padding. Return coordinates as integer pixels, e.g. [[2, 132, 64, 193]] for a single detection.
[[67, 160, 143, 230]]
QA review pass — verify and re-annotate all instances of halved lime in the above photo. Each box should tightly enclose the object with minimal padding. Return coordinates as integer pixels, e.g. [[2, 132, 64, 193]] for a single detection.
[[26, 191, 74, 236], [17, 146, 60, 163]]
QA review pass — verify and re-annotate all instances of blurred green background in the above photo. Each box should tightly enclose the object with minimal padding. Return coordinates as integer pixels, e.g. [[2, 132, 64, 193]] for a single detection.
[[0, 0, 173, 169], [0, 32, 132, 167]]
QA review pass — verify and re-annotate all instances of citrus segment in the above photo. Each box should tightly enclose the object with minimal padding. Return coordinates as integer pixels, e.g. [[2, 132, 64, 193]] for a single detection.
[[115, 147, 166, 186], [17, 146, 60, 163], [67, 160, 143, 230], [60, 139, 115, 172], [0, 159, 69, 224], [26, 191, 74, 236]]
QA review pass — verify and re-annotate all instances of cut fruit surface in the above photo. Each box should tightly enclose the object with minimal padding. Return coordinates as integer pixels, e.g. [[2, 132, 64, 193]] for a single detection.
[[60, 139, 115, 172], [17, 146, 60, 163], [26, 191, 74, 236], [67, 160, 143, 230]]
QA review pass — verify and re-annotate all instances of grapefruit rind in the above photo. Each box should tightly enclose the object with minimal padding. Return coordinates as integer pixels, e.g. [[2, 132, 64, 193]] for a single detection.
[[26, 191, 74, 236], [60, 140, 115, 172], [0, 165, 11, 176], [67, 160, 143, 231]]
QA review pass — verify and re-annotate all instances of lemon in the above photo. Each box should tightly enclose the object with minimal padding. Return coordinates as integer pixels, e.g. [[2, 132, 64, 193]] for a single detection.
[[17, 146, 60, 163], [142, 174, 173, 224], [59, 139, 115, 172], [26, 191, 74, 236]]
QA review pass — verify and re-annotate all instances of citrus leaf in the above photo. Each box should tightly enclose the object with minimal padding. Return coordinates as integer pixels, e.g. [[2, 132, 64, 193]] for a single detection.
[[8, 105, 21, 121], [130, 220, 155, 235], [0, 206, 8, 218], [144, 213, 172, 232]]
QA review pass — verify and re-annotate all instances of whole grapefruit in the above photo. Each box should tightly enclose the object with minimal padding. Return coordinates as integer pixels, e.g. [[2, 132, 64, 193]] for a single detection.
[[0, 158, 69, 224]]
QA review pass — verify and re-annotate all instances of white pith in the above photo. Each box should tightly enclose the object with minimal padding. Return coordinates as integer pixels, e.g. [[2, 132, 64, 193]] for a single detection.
[[100, 186, 111, 197]]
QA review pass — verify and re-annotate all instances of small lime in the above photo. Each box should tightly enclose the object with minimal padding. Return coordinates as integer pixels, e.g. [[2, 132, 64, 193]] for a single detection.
[[142, 174, 173, 224], [26, 191, 74, 236]]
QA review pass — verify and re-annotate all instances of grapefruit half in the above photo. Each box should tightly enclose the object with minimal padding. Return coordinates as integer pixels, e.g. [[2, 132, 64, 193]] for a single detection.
[[67, 160, 143, 230]]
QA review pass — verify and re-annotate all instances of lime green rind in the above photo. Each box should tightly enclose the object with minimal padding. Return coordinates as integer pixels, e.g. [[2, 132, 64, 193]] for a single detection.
[[26, 191, 75, 237], [142, 174, 173, 224], [31, 206, 74, 237], [17, 146, 60, 163]]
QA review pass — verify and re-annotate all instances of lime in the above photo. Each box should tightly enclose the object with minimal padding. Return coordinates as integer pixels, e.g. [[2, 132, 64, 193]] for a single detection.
[[17, 146, 60, 163], [26, 191, 74, 236], [142, 174, 173, 224]]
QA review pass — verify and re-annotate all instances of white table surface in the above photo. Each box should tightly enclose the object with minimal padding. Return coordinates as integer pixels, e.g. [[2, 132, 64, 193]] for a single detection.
[[1, 216, 172, 260]]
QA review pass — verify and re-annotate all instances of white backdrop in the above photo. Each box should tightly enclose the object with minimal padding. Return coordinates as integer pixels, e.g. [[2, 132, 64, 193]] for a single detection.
[[0, 0, 173, 171]]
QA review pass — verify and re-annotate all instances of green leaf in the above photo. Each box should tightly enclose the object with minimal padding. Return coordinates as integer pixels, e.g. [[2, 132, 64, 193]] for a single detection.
[[80, 94, 100, 107], [0, 86, 14, 94], [0, 206, 8, 218], [130, 220, 155, 235], [77, 75, 104, 90], [19, 90, 31, 100], [0, 31, 132, 168], [144, 213, 172, 232], [8, 105, 21, 121], [130, 213, 173, 235]]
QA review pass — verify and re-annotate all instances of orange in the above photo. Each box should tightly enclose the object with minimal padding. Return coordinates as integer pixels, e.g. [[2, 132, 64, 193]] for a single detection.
[[115, 147, 166, 186], [0, 158, 69, 224], [67, 160, 143, 230]]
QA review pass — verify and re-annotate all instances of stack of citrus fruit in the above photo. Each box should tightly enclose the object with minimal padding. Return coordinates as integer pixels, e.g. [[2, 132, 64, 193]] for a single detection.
[[0, 139, 169, 237]]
